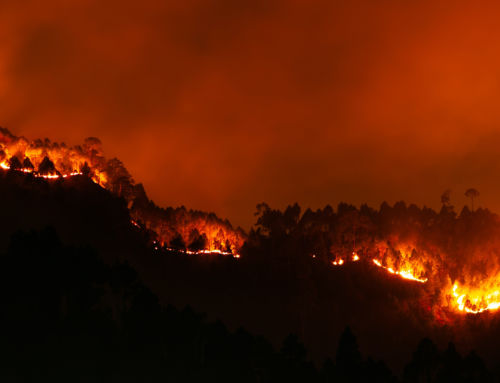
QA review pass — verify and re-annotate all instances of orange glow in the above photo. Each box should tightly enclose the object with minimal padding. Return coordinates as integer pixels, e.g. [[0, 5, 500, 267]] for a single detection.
[[0, 131, 244, 258], [0, 160, 83, 179], [450, 283, 500, 314], [332, 259, 344, 266], [129, 218, 242, 258], [165, 247, 241, 258], [7, 1, 500, 233], [372, 258, 428, 283], [8, 129, 500, 317]]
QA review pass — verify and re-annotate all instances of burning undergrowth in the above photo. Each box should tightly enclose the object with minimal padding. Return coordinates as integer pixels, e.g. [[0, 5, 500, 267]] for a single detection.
[[0, 128, 245, 257], [4, 128, 500, 321], [250, 202, 500, 320]]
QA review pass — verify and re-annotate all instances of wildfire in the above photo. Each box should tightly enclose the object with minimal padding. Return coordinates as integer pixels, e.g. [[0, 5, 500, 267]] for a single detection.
[[165, 247, 241, 258], [332, 258, 344, 266], [331, 252, 360, 266], [372, 259, 428, 283], [8, 130, 500, 318], [131, 220, 242, 258], [0, 160, 83, 179], [0, 129, 245, 259], [451, 283, 500, 314]]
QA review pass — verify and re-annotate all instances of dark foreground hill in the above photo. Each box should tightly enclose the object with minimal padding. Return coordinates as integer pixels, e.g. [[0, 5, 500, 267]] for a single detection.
[[0, 168, 497, 382]]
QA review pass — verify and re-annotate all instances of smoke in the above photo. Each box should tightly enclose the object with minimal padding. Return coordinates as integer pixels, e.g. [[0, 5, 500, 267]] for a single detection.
[[3, 1, 500, 227]]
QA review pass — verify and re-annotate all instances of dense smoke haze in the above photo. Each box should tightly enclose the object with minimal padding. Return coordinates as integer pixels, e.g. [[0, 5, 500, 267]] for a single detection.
[[1, 1, 500, 227], [7, 2, 500, 381]]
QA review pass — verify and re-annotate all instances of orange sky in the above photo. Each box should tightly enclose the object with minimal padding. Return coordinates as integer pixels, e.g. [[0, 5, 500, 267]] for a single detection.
[[1, 0, 500, 228]]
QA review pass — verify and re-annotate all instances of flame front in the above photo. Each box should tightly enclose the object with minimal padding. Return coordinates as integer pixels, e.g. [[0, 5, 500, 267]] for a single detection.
[[0, 130, 245, 258], [7, 129, 500, 318], [451, 282, 500, 314], [372, 259, 428, 283]]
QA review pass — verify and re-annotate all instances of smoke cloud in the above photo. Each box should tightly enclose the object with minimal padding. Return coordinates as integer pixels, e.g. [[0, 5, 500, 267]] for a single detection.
[[1, 1, 500, 226]]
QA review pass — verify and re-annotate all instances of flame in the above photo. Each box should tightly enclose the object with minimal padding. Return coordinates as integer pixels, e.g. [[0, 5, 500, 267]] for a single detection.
[[9, 131, 500, 317], [332, 259, 344, 266], [166, 247, 241, 257], [451, 283, 500, 314], [130, 219, 242, 258], [0, 160, 83, 179], [372, 259, 428, 283], [0, 136, 109, 187], [368, 242, 432, 284], [0, 130, 244, 258]]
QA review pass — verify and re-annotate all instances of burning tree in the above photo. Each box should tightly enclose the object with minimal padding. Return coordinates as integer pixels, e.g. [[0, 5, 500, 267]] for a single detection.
[[8, 156, 22, 170], [22, 157, 34, 170], [38, 156, 57, 175]]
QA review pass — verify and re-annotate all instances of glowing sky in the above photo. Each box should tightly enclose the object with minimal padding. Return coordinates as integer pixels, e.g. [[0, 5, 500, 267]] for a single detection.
[[1, 0, 500, 227]]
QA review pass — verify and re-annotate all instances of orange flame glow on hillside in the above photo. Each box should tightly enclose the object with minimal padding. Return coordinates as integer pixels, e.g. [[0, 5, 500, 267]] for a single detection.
[[372, 259, 428, 283], [323, 242, 500, 316], [451, 282, 500, 314], [5, 130, 500, 318], [0, 129, 246, 257]]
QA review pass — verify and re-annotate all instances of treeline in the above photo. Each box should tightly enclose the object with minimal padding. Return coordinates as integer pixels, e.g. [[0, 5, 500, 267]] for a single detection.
[[0, 228, 492, 382], [244, 201, 500, 278], [128, 183, 246, 253], [0, 127, 246, 253]]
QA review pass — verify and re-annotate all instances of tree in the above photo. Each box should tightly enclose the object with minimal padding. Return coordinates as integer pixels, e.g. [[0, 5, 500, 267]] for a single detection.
[[403, 338, 440, 383], [464, 188, 480, 212], [22, 157, 34, 170], [281, 333, 307, 362], [7, 156, 22, 170], [441, 189, 451, 207], [38, 156, 57, 174], [170, 233, 186, 250], [188, 228, 207, 251], [336, 326, 362, 381], [105, 158, 133, 198], [437, 342, 462, 383], [81, 161, 91, 178]]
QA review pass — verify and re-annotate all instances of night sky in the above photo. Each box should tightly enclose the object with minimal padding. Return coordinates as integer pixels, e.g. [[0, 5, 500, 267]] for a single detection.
[[1, 0, 500, 227]]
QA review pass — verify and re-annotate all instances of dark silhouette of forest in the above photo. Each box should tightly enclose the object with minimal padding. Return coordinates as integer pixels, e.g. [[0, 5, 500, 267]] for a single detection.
[[1, 167, 500, 381], [0, 228, 492, 382]]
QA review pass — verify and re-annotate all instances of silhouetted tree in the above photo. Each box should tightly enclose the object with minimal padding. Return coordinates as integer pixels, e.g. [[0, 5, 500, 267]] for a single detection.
[[281, 333, 307, 362], [441, 189, 452, 207], [465, 188, 480, 212], [437, 342, 462, 383], [336, 326, 362, 382], [8, 156, 22, 170], [38, 156, 56, 174], [188, 229, 207, 251], [22, 157, 34, 170], [403, 338, 440, 383], [462, 351, 490, 383], [81, 161, 91, 177]]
